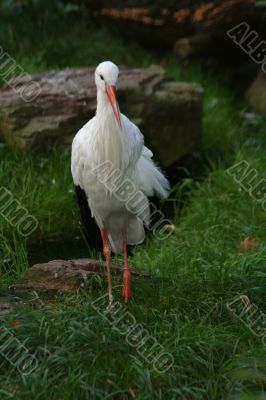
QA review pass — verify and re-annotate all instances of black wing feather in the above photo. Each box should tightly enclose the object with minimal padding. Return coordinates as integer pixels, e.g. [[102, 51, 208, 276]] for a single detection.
[[75, 185, 102, 251]]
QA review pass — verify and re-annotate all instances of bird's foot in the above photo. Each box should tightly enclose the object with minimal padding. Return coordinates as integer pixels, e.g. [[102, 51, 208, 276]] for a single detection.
[[123, 269, 131, 304]]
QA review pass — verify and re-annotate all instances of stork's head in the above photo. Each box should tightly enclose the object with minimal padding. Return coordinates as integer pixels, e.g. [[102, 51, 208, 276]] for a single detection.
[[95, 61, 121, 128]]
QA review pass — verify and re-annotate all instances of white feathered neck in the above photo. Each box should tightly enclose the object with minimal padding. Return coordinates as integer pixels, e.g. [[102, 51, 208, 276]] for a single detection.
[[92, 88, 125, 172]]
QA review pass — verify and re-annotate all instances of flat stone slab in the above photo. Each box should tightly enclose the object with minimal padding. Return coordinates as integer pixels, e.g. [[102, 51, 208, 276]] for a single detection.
[[0, 66, 203, 168], [10, 258, 157, 293]]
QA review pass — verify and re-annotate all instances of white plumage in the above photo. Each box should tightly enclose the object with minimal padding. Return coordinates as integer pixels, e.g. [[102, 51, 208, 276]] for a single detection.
[[71, 61, 169, 254]]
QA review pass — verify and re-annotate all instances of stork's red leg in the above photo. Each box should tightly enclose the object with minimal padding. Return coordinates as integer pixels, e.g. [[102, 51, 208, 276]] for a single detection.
[[101, 228, 113, 305], [122, 226, 131, 304]]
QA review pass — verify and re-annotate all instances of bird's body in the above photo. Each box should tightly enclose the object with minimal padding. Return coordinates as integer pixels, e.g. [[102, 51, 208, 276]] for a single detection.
[[72, 109, 168, 252], [71, 61, 169, 303]]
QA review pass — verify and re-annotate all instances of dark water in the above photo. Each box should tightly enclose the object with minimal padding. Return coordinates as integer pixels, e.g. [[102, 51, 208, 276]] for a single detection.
[[28, 238, 91, 266]]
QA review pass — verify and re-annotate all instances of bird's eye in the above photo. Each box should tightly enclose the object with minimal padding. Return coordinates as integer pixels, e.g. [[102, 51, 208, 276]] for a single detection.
[[100, 74, 104, 80]]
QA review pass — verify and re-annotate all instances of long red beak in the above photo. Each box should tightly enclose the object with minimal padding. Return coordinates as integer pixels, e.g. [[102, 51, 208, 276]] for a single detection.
[[106, 85, 122, 128]]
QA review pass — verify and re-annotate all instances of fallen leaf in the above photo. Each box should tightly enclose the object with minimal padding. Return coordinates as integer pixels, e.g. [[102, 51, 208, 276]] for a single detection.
[[9, 321, 21, 328], [239, 237, 258, 250], [160, 296, 170, 305], [216, 194, 228, 202]]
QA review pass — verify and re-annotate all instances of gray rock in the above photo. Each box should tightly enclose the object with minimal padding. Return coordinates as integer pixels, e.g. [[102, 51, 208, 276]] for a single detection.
[[0, 303, 15, 314], [245, 71, 266, 116], [0, 66, 203, 167], [11, 258, 157, 293]]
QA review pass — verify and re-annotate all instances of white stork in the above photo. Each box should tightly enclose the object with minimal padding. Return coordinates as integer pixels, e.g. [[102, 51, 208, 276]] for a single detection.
[[71, 61, 169, 304]]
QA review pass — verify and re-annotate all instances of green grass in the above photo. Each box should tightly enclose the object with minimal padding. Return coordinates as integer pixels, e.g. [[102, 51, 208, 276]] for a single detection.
[[0, 148, 77, 239], [1, 2, 266, 399]]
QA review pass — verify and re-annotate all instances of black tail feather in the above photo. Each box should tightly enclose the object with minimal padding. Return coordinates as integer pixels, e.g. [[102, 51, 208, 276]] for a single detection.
[[75, 185, 102, 251]]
